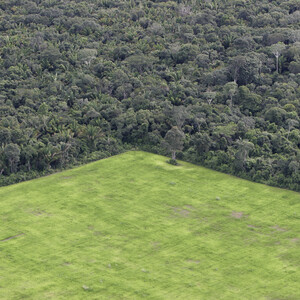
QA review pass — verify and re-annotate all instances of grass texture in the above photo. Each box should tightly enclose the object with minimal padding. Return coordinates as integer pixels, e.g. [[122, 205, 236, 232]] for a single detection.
[[0, 151, 299, 299]]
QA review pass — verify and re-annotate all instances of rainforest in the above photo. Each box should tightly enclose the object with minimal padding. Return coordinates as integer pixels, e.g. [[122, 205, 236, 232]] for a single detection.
[[0, 0, 299, 191]]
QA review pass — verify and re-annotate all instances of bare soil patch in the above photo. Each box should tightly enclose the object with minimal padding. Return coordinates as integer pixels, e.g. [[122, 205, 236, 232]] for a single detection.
[[183, 205, 195, 210], [28, 209, 51, 217], [93, 231, 102, 236], [186, 259, 200, 264], [290, 238, 299, 243], [31, 209, 47, 216], [247, 224, 257, 228], [271, 225, 287, 232], [151, 241, 161, 250], [231, 211, 244, 219], [172, 207, 190, 217]]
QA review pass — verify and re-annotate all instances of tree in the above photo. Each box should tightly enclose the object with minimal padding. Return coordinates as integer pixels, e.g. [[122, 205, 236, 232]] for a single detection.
[[4, 143, 20, 173], [0, 148, 5, 176], [163, 126, 185, 161], [270, 42, 286, 73], [229, 55, 246, 83], [265, 107, 287, 126], [125, 54, 156, 73], [78, 48, 97, 66], [286, 119, 299, 138], [172, 106, 188, 129], [289, 61, 300, 74], [192, 132, 211, 155], [58, 142, 72, 167], [37, 103, 49, 116], [41, 143, 60, 170], [290, 30, 300, 43], [40, 45, 62, 70], [229, 53, 260, 85], [83, 125, 103, 150], [22, 144, 36, 171], [203, 90, 217, 105], [196, 54, 210, 69], [223, 82, 238, 107], [234, 140, 254, 171], [237, 86, 262, 113], [0, 128, 11, 146]]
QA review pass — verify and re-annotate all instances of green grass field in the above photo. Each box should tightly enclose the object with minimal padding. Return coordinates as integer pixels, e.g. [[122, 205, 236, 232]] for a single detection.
[[0, 151, 299, 299]]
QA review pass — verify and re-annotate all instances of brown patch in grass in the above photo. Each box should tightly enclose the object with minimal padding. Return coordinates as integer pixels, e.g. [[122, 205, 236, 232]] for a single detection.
[[30, 209, 47, 216], [27, 207, 51, 216], [43, 292, 58, 299], [151, 241, 161, 250], [183, 205, 195, 210], [247, 224, 257, 228], [61, 176, 72, 179], [290, 238, 299, 243], [0, 233, 24, 242], [231, 211, 244, 219], [93, 231, 102, 236], [186, 259, 200, 264], [172, 207, 190, 217], [271, 225, 287, 232]]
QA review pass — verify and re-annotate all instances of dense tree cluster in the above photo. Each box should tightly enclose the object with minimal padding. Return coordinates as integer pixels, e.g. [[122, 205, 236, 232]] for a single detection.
[[0, 0, 299, 191]]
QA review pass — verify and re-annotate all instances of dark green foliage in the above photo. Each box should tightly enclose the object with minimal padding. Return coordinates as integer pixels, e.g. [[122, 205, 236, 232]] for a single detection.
[[4, 143, 20, 173], [168, 158, 178, 166], [0, 0, 299, 191]]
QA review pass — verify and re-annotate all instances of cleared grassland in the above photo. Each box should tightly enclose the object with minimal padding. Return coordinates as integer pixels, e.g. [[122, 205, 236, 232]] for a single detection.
[[0, 151, 299, 299]]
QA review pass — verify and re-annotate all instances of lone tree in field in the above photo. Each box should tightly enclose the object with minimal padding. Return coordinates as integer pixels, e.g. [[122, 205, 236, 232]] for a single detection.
[[163, 126, 185, 161]]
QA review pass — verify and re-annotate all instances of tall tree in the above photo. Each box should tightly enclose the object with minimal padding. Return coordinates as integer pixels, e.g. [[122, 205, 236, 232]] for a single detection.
[[234, 140, 254, 171], [4, 143, 20, 173], [270, 43, 286, 73], [163, 126, 185, 161]]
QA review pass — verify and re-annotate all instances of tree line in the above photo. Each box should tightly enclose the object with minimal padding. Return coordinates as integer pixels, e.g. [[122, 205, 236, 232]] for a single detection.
[[0, 0, 299, 191]]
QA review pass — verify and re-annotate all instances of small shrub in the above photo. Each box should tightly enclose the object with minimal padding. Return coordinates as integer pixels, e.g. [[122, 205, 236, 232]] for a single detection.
[[168, 159, 178, 165]]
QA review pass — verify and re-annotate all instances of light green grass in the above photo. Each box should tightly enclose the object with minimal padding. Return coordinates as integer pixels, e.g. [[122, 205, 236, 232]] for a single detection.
[[0, 151, 299, 299]]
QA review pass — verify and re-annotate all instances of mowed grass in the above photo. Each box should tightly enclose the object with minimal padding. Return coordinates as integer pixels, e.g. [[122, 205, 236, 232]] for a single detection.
[[0, 151, 299, 299]]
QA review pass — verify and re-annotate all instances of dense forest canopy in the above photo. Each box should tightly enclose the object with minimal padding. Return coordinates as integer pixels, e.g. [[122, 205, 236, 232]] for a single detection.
[[0, 0, 299, 191]]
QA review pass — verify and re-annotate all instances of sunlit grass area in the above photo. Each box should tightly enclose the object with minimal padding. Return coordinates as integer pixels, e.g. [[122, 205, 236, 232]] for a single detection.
[[0, 151, 299, 299]]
